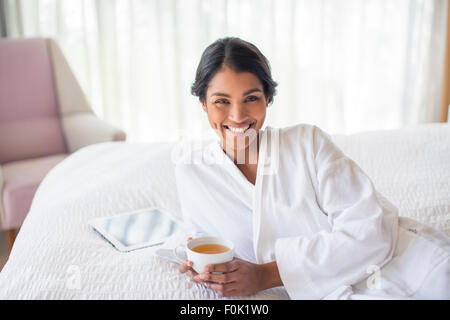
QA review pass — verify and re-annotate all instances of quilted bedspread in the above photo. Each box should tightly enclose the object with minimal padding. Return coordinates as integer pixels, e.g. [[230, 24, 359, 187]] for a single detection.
[[0, 122, 449, 299]]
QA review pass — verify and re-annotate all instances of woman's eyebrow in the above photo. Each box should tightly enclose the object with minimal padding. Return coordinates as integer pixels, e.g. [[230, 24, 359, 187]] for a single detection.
[[242, 88, 262, 96], [210, 88, 262, 98], [211, 92, 231, 98]]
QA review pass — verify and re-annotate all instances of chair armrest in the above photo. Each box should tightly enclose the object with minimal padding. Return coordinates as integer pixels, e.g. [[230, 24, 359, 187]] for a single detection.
[[0, 166, 5, 229], [61, 112, 126, 153]]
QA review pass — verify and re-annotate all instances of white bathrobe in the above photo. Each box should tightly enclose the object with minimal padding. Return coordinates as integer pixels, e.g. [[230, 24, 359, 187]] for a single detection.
[[174, 124, 450, 299]]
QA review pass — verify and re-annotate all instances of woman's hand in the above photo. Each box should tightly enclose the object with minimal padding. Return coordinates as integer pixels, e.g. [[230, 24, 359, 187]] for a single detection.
[[179, 259, 203, 283], [178, 237, 204, 285], [195, 257, 282, 297]]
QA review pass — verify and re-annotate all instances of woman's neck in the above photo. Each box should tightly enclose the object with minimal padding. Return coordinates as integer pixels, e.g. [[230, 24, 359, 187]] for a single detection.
[[222, 133, 260, 166]]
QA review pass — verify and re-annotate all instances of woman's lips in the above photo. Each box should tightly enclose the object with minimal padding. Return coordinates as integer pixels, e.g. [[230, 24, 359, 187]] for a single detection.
[[223, 122, 256, 136]]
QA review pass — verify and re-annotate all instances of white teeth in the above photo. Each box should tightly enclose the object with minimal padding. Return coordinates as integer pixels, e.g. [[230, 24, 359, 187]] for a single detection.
[[226, 124, 251, 133]]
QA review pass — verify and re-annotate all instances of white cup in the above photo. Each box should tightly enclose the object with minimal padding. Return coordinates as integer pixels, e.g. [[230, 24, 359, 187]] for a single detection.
[[173, 236, 234, 274]]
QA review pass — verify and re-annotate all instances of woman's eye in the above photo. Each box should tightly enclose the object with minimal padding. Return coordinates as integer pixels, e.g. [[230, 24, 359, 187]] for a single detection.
[[246, 96, 260, 102], [214, 99, 229, 104]]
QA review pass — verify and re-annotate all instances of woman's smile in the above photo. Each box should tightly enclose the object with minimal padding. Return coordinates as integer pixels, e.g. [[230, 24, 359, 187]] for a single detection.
[[223, 121, 256, 136]]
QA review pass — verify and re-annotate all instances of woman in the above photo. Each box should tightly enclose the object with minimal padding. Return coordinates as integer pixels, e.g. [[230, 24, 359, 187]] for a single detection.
[[176, 37, 450, 299]]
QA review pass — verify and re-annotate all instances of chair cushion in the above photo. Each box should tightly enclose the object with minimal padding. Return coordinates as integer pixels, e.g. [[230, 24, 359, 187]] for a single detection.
[[0, 38, 67, 163], [1, 153, 68, 229]]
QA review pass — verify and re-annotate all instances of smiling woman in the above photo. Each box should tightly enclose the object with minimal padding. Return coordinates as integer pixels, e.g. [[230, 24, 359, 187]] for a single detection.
[[191, 37, 278, 172], [175, 37, 450, 299]]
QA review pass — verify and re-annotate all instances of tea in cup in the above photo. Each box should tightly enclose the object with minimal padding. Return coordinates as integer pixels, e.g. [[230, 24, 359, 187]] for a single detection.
[[173, 236, 234, 273]]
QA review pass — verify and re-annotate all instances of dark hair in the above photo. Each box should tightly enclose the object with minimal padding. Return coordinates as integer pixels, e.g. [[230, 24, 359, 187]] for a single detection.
[[191, 37, 278, 105]]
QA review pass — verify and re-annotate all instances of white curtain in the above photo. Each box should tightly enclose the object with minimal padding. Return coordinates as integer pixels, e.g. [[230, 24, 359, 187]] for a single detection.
[[4, 0, 448, 142]]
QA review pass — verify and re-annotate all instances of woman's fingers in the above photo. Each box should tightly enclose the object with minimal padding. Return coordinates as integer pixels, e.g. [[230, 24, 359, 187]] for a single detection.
[[179, 262, 189, 273], [190, 271, 205, 283], [204, 258, 239, 273], [199, 270, 236, 284], [179, 238, 192, 273], [203, 281, 238, 297], [180, 260, 203, 283], [179, 260, 193, 273]]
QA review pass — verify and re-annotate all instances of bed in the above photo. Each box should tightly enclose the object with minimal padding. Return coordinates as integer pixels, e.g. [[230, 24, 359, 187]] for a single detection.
[[0, 122, 449, 299]]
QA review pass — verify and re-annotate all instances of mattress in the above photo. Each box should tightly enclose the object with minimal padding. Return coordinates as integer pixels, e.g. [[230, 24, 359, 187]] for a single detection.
[[0, 123, 449, 299]]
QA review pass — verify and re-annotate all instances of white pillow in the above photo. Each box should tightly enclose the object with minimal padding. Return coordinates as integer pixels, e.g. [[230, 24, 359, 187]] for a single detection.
[[332, 123, 450, 236]]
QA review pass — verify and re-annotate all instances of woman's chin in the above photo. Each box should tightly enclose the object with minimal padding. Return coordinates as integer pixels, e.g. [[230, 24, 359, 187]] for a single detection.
[[215, 128, 259, 155], [224, 136, 258, 152]]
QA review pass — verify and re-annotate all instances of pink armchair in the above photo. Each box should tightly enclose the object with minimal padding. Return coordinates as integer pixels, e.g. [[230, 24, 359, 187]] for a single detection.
[[0, 38, 126, 252]]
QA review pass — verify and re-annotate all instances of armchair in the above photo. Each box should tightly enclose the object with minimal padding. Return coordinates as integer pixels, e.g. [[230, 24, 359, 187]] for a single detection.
[[0, 38, 126, 253]]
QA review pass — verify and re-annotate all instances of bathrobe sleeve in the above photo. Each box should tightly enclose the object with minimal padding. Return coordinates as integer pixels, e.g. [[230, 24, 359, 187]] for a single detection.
[[274, 126, 398, 299]]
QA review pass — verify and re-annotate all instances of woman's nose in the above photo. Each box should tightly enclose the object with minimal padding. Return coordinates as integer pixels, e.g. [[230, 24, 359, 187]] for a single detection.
[[228, 103, 248, 122]]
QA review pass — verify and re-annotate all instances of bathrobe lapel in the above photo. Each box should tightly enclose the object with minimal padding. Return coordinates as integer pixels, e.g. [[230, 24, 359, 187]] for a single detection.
[[252, 126, 280, 264], [209, 140, 254, 210], [209, 126, 276, 264]]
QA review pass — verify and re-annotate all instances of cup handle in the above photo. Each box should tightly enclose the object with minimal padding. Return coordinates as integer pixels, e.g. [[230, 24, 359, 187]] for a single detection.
[[173, 244, 186, 264]]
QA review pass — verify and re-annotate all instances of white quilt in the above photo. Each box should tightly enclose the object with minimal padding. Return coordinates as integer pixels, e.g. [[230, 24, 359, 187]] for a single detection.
[[0, 123, 449, 299]]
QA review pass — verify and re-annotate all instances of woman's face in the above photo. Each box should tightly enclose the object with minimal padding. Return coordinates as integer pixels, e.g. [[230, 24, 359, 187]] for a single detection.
[[201, 66, 268, 157]]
